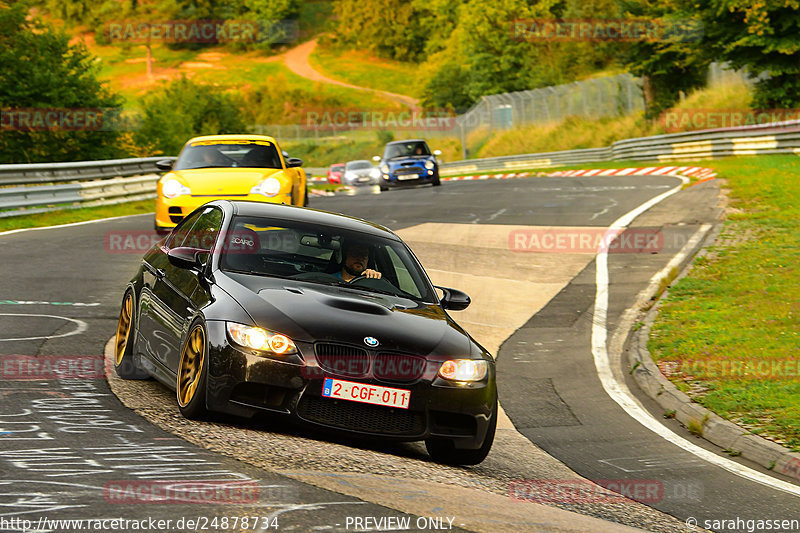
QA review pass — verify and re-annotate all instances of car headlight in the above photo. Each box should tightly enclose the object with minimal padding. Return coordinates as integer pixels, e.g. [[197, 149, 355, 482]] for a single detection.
[[226, 322, 297, 355], [380, 164, 390, 174], [424, 160, 435, 170], [344, 171, 357, 181], [161, 178, 191, 199], [369, 167, 380, 178], [250, 177, 282, 197], [438, 359, 488, 381]]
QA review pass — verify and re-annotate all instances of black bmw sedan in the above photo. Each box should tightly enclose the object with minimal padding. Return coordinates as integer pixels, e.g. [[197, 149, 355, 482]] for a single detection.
[[114, 200, 496, 465]]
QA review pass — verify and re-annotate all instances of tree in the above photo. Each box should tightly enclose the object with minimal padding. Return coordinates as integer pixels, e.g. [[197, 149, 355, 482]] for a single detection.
[[690, 0, 800, 108], [0, 3, 125, 163], [133, 77, 247, 156], [332, 0, 426, 61], [620, 0, 709, 119]]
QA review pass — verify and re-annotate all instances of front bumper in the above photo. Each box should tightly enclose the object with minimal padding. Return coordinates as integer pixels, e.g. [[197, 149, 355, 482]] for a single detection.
[[155, 192, 293, 230], [204, 321, 495, 448], [382, 168, 438, 187]]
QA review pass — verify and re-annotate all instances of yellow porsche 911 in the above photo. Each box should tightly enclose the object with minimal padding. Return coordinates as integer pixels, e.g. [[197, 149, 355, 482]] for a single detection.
[[154, 135, 309, 233]]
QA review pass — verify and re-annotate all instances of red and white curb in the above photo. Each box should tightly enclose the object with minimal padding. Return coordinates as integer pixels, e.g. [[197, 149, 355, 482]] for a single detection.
[[443, 166, 716, 182], [442, 172, 531, 181], [548, 166, 716, 179]]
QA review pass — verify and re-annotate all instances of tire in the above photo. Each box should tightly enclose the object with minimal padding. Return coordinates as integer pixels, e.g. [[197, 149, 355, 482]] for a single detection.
[[113, 291, 149, 379], [176, 320, 209, 419], [303, 185, 310, 206], [379, 185, 389, 192], [425, 396, 497, 466], [432, 175, 441, 187]]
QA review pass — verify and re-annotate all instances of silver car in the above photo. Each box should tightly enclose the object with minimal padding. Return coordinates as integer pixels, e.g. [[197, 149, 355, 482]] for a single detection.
[[343, 160, 380, 186]]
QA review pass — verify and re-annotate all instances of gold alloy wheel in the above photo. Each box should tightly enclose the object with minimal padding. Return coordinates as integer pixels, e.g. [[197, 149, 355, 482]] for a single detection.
[[177, 325, 206, 407], [115, 293, 133, 366]]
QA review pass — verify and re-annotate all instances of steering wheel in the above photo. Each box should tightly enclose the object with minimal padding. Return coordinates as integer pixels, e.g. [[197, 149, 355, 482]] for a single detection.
[[347, 274, 367, 283]]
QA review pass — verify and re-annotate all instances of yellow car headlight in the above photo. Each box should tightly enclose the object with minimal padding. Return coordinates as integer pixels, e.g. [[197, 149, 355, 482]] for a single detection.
[[226, 322, 297, 355], [438, 359, 488, 381], [250, 177, 282, 197], [161, 178, 191, 199]]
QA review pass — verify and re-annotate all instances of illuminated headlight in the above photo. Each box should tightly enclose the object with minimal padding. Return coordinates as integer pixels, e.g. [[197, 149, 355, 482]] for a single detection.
[[226, 322, 297, 354], [344, 171, 357, 181], [161, 178, 191, 199], [380, 164, 390, 174], [424, 160, 435, 170], [250, 177, 281, 197], [369, 167, 380, 178], [438, 359, 488, 381]]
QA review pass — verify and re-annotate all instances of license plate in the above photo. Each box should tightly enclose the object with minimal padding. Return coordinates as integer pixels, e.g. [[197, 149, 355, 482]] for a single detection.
[[397, 173, 418, 180], [322, 378, 410, 409], [357, 176, 370, 182]]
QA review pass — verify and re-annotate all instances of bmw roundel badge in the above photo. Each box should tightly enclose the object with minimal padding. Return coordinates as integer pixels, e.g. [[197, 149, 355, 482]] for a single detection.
[[363, 336, 379, 347]]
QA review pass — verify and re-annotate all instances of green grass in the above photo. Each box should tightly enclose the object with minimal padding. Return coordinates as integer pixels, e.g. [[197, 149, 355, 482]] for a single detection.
[[0, 200, 154, 232], [309, 41, 422, 99], [648, 155, 800, 452], [91, 42, 400, 115]]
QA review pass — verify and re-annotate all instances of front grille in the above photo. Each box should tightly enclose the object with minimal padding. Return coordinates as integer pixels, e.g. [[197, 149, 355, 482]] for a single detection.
[[374, 353, 426, 382], [168, 207, 183, 214], [298, 396, 424, 435], [395, 167, 422, 175], [315, 343, 369, 377]]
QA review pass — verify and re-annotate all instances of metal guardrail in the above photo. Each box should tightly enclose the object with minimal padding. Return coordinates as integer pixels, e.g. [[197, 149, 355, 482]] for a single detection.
[[0, 157, 173, 186], [441, 121, 800, 176], [2, 119, 799, 218]]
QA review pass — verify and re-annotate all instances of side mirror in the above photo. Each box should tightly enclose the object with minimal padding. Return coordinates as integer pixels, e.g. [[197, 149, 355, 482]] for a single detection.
[[167, 247, 203, 270], [372, 155, 381, 162], [436, 286, 470, 311], [155, 159, 174, 171], [286, 157, 303, 168], [433, 150, 442, 156]]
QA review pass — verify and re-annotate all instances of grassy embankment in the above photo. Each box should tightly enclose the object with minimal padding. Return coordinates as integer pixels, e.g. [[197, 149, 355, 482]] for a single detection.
[[648, 155, 800, 452]]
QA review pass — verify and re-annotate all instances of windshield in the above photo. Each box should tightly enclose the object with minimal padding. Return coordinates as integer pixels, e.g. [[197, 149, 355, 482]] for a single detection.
[[346, 161, 372, 170], [220, 216, 437, 302], [383, 141, 431, 159], [174, 140, 282, 170]]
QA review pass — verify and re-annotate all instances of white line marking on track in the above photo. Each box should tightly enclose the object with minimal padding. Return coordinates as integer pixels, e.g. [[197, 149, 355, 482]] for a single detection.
[[0, 313, 87, 342], [591, 178, 800, 498], [0, 213, 152, 237]]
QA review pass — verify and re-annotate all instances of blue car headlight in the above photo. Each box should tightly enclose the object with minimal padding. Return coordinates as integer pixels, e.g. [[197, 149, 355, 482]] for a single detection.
[[424, 160, 435, 170]]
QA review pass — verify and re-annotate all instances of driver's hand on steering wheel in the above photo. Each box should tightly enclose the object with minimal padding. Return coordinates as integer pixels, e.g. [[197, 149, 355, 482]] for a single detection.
[[362, 269, 381, 279]]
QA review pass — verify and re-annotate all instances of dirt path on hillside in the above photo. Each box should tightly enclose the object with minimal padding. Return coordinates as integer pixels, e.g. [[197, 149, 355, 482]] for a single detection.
[[283, 38, 420, 110]]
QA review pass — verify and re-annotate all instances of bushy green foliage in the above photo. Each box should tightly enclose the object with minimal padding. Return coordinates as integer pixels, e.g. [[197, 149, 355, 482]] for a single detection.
[[133, 77, 247, 156], [0, 3, 126, 163], [690, 0, 800, 109], [620, 0, 709, 119]]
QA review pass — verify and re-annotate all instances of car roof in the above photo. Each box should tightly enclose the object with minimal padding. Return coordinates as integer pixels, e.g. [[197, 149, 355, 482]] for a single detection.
[[218, 201, 401, 240], [386, 139, 427, 145], [185, 134, 279, 144]]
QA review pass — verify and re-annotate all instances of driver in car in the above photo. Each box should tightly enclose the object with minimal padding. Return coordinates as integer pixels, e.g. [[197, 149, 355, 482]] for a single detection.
[[336, 242, 381, 282]]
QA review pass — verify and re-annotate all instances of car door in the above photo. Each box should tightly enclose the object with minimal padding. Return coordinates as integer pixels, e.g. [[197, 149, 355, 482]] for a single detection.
[[145, 206, 223, 375]]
